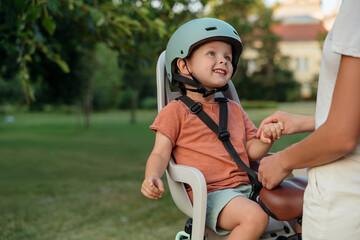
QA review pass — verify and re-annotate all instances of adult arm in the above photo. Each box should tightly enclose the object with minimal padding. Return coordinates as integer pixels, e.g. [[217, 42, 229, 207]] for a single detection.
[[256, 112, 315, 138], [258, 55, 360, 189]]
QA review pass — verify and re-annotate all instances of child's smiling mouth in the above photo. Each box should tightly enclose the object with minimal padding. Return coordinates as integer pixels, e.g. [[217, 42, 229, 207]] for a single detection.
[[214, 69, 226, 75]]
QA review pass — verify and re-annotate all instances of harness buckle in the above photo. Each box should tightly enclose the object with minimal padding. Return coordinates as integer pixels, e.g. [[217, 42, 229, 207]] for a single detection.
[[189, 102, 202, 114], [218, 130, 230, 141]]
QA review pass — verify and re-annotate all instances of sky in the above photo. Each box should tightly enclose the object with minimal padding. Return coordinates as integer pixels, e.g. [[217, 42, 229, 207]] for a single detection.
[[265, 0, 341, 15]]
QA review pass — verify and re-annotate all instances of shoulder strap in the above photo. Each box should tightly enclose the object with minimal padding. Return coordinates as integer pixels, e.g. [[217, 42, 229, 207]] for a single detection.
[[177, 95, 219, 133], [177, 95, 262, 201]]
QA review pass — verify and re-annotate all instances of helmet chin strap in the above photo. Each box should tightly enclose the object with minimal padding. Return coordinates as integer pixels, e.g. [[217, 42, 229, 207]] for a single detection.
[[186, 84, 229, 97], [172, 59, 229, 98]]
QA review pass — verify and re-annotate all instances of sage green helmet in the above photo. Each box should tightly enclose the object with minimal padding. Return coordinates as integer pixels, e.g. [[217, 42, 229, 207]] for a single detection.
[[165, 18, 242, 85]]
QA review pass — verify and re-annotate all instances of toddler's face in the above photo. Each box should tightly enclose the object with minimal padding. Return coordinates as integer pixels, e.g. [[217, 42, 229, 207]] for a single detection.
[[186, 41, 233, 91]]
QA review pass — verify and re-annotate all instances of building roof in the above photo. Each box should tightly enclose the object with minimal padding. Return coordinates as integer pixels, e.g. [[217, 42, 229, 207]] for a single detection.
[[270, 23, 328, 41]]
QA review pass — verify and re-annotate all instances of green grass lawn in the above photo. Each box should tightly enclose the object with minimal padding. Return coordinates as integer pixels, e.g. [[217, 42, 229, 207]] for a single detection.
[[0, 103, 315, 240]]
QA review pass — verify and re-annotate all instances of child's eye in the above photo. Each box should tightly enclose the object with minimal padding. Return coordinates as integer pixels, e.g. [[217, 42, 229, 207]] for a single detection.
[[225, 56, 232, 61], [207, 51, 215, 56]]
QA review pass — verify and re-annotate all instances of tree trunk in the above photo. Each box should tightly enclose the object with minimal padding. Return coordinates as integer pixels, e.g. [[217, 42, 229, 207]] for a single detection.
[[266, 59, 274, 77], [84, 80, 93, 128], [76, 101, 83, 128], [1, 104, 5, 122], [130, 88, 138, 124]]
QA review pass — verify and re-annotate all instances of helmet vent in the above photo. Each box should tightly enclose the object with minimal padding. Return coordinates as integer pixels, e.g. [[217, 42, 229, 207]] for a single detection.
[[233, 30, 239, 36], [205, 27, 217, 31]]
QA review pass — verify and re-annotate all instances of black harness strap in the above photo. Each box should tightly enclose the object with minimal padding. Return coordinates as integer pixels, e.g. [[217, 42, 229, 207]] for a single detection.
[[177, 95, 263, 201], [177, 95, 219, 133]]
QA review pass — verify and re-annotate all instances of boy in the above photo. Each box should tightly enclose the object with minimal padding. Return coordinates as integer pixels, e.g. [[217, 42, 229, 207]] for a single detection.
[[141, 18, 283, 240]]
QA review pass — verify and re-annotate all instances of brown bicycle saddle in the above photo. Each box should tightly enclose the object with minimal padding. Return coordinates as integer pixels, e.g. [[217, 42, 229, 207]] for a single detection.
[[258, 176, 308, 221]]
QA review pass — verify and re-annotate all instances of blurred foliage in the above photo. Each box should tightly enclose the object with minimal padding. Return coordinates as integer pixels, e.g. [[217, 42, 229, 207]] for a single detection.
[[0, 0, 166, 100], [0, 77, 24, 105], [91, 43, 123, 110], [0, 0, 302, 123], [207, 0, 299, 101], [0, 0, 208, 123]]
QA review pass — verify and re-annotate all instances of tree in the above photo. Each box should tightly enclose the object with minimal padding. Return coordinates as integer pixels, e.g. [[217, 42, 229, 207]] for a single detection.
[[0, 0, 167, 126], [205, 0, 299, 101], [117, 0, 208, 123]]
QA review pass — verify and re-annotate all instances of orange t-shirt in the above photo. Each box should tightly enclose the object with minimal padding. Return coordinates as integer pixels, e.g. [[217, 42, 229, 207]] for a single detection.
[[150, 99, 257, 201]]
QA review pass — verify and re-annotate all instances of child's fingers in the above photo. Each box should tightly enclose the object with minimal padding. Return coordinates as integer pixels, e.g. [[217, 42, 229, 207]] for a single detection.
[[262, 123, 283, 143], [272, 124, 281, 139], [151, 179, 164, 199], [263, 125, 276, 140], [267, 124, 282, 140], [141, 181, 157, 199], [141, 182, 162, 199], [260, 131, 272, 144], [148, 177, 164, 198], [278, 121, 284, 131], [256, 117, 279, 138], [261, 131, 271, 143], [147, 178, 160, 192], [262, 130, 270, 138], [159, 183, 164, 193], [155, 179, 165, 193], [275, 124, 282, 139], [147, 177, 156, 188]]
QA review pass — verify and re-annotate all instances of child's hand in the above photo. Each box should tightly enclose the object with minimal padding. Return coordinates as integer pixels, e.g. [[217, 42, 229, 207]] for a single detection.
[[141, 176, 165, 200], [260, 121, 284, 144]]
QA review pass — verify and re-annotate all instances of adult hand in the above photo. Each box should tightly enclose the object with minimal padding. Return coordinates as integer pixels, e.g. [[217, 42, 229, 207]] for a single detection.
[[256, 111, 314, 139], [258, 152, 292, 189]]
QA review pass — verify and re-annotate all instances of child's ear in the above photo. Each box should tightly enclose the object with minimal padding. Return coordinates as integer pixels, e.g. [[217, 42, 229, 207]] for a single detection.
[[177, 58, 188, 74]]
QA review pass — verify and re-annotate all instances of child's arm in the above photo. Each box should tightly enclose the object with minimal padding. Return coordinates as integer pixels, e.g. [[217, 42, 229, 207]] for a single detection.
[[246, 122, 283, 161], [141, 131, 172, 200]]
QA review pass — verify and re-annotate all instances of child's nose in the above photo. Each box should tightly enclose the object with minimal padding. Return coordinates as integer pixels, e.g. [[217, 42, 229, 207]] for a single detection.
[[218, 56, 227, 64]]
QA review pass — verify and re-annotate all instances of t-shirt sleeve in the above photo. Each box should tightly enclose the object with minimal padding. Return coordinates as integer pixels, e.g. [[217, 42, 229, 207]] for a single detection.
[[240, 105, 258, 141], [331, 0, 360, 58], [150, 101, 183, 148]]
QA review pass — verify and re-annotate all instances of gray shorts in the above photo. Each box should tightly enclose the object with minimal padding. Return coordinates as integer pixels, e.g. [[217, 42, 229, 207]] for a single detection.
[[206, 184, 252, 235]]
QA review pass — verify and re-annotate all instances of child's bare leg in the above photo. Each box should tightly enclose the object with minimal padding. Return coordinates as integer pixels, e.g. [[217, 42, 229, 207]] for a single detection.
[[217, 196, 269, 240]]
